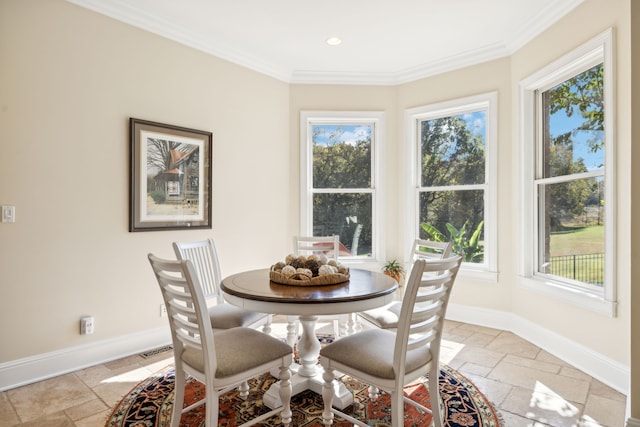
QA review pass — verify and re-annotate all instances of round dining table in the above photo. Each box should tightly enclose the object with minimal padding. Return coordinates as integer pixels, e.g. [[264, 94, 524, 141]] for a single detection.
[[220, 268, 398, 409]]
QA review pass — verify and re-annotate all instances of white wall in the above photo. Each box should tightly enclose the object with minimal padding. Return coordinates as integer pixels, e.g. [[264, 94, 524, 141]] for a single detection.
[[509, 0, 630, 366], [0, 0, 291, 364]]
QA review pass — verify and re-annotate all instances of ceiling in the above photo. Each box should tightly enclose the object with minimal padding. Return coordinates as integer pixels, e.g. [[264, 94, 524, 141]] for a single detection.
[[68, 0, 583, 85]]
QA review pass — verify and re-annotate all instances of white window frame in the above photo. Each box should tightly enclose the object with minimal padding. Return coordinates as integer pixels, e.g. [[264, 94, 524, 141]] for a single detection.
[[517, 28, 616, 316], [300, 111, 386, 267], [405, 92, 498, 281]]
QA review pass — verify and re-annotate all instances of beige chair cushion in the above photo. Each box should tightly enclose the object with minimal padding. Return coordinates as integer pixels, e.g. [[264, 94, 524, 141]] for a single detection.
[[209, 304, 268, 329], [358, 302, 402, 329], [319, 329, 432, 379], [182, 327, 292, 378]]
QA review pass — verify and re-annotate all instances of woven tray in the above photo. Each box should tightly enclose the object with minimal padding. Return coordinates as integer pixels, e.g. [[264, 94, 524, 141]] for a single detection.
[[269, 269, 350, 286]]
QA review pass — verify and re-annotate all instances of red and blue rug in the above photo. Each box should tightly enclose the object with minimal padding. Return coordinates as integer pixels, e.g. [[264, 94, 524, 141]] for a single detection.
[[105, 364, 503, 427]]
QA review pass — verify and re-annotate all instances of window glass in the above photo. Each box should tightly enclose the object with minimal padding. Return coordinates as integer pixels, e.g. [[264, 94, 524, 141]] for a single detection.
[[301, 112, 383, 262], [536, 63, 605, 287], [417, 107, 489, 266]]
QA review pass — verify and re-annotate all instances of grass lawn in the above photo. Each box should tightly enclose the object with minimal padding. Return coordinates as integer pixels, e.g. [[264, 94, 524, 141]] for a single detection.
[[550, 225, 604, 256], [548, 225, 604, 284]]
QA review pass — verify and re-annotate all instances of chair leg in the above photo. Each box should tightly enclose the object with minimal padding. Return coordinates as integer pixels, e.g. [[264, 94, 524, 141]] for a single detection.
[[367, 385, 380, 400], [238, 380, 249, 399], [172, 368, 186, 427], [262, 315, 273, 335], [278, 365, 292, 426], [389, 390, 404, 427], [286, 317, 298, 347], [205, 382, 219, 427], [429, 365, 443, 427], [321, 368, 336, 426]]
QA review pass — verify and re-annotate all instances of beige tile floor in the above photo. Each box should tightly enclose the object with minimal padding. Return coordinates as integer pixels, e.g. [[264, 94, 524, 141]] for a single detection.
[[0, 318, 627, 427]]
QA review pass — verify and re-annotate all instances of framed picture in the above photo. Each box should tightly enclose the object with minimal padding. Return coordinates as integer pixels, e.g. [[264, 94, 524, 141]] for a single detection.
[[129, 118, 212, 231]]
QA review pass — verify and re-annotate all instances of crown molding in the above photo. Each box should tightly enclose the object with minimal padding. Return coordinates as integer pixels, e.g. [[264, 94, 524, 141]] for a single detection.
[[67, 0, 584, 85]]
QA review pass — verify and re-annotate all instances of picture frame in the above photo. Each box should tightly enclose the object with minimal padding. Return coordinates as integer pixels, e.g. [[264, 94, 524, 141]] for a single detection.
[[129, 118, 212, 231]]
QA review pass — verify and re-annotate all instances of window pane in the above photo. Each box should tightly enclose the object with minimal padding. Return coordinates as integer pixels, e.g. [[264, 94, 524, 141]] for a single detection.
[[312, 124, 371, 188], [313, 193, 372, 256], [537, 178, 605, 285], [541, 64, 604, 178], [420, 112, 485, 187], [419, 190, 484, 263]]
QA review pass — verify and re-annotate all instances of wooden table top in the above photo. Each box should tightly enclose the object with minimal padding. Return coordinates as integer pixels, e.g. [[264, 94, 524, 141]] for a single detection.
[[221, 268, 397, 305]]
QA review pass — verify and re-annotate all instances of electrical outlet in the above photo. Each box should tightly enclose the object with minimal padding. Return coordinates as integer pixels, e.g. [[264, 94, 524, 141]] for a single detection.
[[1, 205, 15, 223], [80, 316, 94, 335], [160, 304, 167, 317]]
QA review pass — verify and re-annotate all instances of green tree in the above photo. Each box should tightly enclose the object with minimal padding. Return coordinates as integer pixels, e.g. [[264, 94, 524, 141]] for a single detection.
[[419, 116, 485, 247], [548, 64, 604, 153], [547, 143, 591, 230], [312, 127, 372, 253]]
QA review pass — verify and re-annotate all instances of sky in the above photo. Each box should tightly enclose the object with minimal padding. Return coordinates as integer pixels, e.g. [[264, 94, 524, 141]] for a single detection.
[[312, 124, 372, 146], [549, 110, 604, 171]]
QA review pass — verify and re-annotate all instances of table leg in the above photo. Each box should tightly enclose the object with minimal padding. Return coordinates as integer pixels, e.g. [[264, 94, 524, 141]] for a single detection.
[[297, 315, 321, 376], [263, 314, 354, 410]]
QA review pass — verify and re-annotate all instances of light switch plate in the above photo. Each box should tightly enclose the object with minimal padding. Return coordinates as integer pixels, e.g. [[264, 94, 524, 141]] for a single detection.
[[2, 205, 15, 223]]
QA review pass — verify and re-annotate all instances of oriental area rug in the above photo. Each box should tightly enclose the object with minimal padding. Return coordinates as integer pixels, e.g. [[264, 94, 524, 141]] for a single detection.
[[105, 364, 503, 427]]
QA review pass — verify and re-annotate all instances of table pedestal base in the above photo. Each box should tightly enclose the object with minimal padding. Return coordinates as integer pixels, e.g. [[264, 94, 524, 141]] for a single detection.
[[263, 367, 353, 410], [264, 315, 353, 409]]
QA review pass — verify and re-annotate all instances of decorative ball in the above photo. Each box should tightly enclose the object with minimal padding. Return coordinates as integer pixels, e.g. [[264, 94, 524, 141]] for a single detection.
[[281, 265, 296, 277]]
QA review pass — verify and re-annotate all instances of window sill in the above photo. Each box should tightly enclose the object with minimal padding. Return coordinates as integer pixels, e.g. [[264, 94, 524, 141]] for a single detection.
[[458, 267, 498, 282], [517, 276, 617, 317]]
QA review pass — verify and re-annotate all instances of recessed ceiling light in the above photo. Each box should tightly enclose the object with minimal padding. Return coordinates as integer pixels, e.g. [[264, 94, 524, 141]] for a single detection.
[[326, 37, 342, 46]]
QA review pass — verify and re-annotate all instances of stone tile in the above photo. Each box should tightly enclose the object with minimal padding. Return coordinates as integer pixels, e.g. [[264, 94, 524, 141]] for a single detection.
[[559, 366, 592, 381], [6, 374, 93, 422], [103, 354, 143, 371], [14, 412, 73, 427], [462, 332, 497, 347], [536, 350, 572, 367], [63, 398, 108, 421], [485, 331, 541, 359], [588, 379, 626, 402], [73, 364, 116, 389], [503, 354, 561, 374], [141, 357, 174, 374], [461, 372, 513, 406], [455, 322, 503, 336], [74, 409, 111, 427], [488, 360, 590, 404], [89, 366, 154, 407], [500, 409, 556, 426], [500, 385, 583, 427], [458, 362, 493, 378], [442, 330, 474, 343], [449, 344, 505, 368], [91, 381, 137, 408], [0, 392, 19, 426], [580, 393, 627, 427]]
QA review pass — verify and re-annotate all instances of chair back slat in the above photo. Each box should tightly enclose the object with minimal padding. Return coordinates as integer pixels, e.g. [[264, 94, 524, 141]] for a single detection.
[[394, 255, 462, 378], [412, 238, 453, 261], [293, 235, 340, 261], [173, 239, 223, 302]]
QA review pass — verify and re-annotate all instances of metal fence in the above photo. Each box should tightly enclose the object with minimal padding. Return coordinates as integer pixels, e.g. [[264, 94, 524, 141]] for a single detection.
[[549, 253, 604, 285]]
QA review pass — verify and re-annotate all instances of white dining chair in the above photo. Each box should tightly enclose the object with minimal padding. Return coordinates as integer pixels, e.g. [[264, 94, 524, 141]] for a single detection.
[[148, 254, 293, 427], [357, 238, 453, 330], [319, 255, 463, 427], [173, 238, 272, 334], [291, 235, 350, 339]]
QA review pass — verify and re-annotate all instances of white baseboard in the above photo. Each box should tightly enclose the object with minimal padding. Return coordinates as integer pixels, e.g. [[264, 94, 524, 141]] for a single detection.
[[626, 417, 640, 427], [0, 327, 171, 391], [446, 303, 629, 395]]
